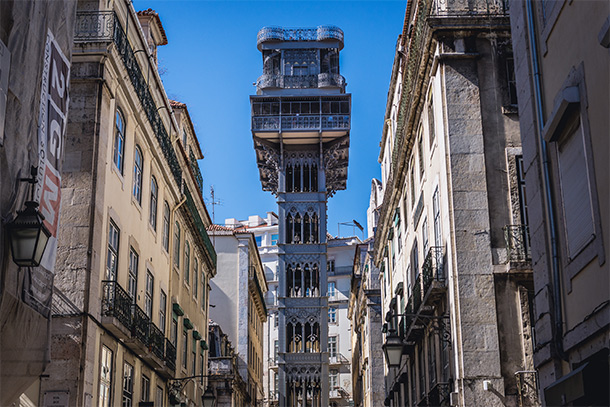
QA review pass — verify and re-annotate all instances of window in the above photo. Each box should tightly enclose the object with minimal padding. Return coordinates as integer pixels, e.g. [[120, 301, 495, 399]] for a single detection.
[[145, 271, 153, 319], [113, 109, 125, 174], [328, 281, 336, 299], [418, 129, 425, 180], [122, 362, 133, 407], [140, 375, 150, 402], [422, 218, 429, 256], [107, 221, 119, 280], [193, 257, 199, 299], [274, 340, 279, 363], [171, 313, 178, 347], [182, 330, 188, 369], [159, 290, 167, 334], [328, 336, 337, 358], [192, 338, 197, 374], [329, 369, 338, 389], [128, 247, 138, 302], [271, 234, 279, 245], [149, 176, 158, 229], [200, 344, 205, 377], [132, 146, 143, 204], [506, 56, 518, 105], [328, 307, 337, 323], [255, 235, 262, 246], [155, 386, 163, 407], [162, 202, 170, 251], [99, 345, 113, 407], [327, 259, 335, 273], [184, 241, 190, 285], [433, 188, 442, 248], [428, 87, 436, 146], [173, 222, 181, 269], [556, 119, 594, 259], [201, 272, 207, 312]]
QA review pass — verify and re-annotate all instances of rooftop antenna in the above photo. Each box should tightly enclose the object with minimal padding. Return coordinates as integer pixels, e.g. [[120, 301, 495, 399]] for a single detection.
[[207, 186, 222, 246], [338, 219, 364, 240]]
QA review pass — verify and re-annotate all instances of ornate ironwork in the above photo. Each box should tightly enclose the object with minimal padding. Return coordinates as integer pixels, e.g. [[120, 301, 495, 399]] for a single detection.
[[257, 26, 344, 46], [165, 338, 176, 371], [257, 73, 346, 90], [504, 225, 531, 262], [74, 11, 115, 42], [412, 274, 422, 312], [318, 73, 345, 88], [423, 246, 444, 294], [188, 149, 203, 193], [131, 304, 150, 344], [253, 140, 280, 193], [432, 0, 508, 16], [427, 382, 452, 406], [148, 322, 165, 359], [252, 115, 349, 132], [101, 280, 132, 330], [184, 186, 217, 266]]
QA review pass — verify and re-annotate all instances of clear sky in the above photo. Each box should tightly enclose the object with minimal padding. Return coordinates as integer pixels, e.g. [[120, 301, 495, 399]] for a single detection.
[[133, 0, 406, 237]]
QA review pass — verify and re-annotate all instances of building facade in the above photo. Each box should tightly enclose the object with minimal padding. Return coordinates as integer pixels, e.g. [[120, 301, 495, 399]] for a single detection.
[[509, 1, 609, 405], [374, 1, 538, 406], [41, 3, 216, 407], [0, 1, 77, 405], [207, 321, 248, 407], [251, 25, 351, 407], [207, 225, 268, 406]]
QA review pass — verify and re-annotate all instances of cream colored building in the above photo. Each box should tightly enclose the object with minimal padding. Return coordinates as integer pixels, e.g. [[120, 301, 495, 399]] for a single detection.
[[374, 0, 537, 406], [41, 2, 216, 407], [207, 224, 268, 406], [509, 1, 609, 405]]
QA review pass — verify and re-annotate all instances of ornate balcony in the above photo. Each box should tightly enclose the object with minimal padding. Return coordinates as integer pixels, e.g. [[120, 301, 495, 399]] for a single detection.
[[257, 26, 344, 49], [422, 247, 446, 304], [165, 338, 177, 371], [412, 274, 422, 313], [318, 73, 345, 88], [188, 149, 203, 194], [428, 382, 452, 406], [431, 0, 508, 17], [252, 115, 350, 132], [101, 280, 132, 339], [504, 225, 531, 263], [144, 322, 165, 369], [329, 353, 351, 373], [256, 73, 346, 90], [74, 11, 115, 42]]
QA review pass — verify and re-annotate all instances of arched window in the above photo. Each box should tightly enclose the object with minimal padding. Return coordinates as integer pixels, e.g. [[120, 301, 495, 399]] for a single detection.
[[303, 163, 310, 192], [113, 109, 126, 174], [287, 264, 294, 297], [174, 221, 181, 269], [311, 213, 319, 243], [311, 162, 318, 192], [286, 214, 293, 244], [149, 176, 158, 229], [286, 164, 294, 192], [312, 263, 319, 296], [304, 263, 311, 297], [294, 213, 302, 243], [303, 213, 311, 243], [294, 162, 302, 192], [294, 264, 302, 297], [162, 202, 170, 251], [133, 146, 143, 204]]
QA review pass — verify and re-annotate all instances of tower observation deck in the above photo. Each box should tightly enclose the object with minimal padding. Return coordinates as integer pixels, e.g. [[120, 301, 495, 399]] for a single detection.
[[251, 26, 350, 407]]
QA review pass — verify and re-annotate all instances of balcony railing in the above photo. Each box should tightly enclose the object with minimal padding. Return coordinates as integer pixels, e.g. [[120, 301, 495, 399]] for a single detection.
[[148, 322, 165, 360], [422, 246, 444, 294], [412, 274, 422, 313], [184, 186, 217, 267], [165, 338, 176, 371], [74, 11, 115, 42], [252, 115, 350, 132], [428, 382, 451, 406], [432, 0, 509, 16], [131, 304, 150, 344], [189, 149, 203, 194], [504, 225, 531, 262], [515, 370, 540, 407], [257, 26, 344, 46], [102, 280, 132, 331]]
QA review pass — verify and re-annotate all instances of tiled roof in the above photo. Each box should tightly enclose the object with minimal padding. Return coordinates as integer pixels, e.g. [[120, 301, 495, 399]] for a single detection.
[[207, 224, 247, 233], [136, 8, 168, 46], [169, 99, 186, 109]]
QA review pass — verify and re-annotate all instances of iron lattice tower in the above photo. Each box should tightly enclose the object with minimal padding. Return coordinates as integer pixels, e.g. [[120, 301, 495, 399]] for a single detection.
[[251, 26, 350, 407]]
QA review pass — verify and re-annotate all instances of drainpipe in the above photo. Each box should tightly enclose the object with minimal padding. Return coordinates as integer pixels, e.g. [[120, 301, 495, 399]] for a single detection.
[[525, 0, 566, 360]]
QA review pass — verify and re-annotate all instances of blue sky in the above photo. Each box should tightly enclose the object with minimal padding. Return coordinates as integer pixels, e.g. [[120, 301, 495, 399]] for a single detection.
[[133, 0, 406, 237]]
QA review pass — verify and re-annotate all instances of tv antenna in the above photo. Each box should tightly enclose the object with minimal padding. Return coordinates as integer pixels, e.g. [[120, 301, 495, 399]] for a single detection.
[[337, 219, 364, 240], [206, 186, 222, 246]]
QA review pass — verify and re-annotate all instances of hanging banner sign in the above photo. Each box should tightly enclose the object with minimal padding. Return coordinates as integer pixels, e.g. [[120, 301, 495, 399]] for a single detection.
[[25, 31, 70, 316]]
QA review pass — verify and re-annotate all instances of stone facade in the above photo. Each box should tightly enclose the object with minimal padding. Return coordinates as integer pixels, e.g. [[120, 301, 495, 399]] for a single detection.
[[207, 225, 268, 406], [40, 2, 216, 407], [509, 1, 609, 405], [0, 1, 77, 405], [373, 0, 538, 406]]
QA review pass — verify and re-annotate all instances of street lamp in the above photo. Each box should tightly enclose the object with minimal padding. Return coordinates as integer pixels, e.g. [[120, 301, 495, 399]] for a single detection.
[[382, 330, 404, 368], [6, 167, 51, 267], [201, 387, 215, 407]]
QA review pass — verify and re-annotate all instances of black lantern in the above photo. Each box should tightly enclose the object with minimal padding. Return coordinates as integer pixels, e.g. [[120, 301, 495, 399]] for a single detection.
[[382, 330, 404, 368], [6, 167, 51, 267], [201, 387, 216, 407]]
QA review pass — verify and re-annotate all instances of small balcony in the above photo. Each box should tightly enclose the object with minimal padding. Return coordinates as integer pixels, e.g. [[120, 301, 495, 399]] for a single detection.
[[125, 303, 151, 354], [101, 280, 133, 339], [427, 382, 452, 406], [256, 73, 346, 90], [422, 247, 447, 305], [329, 386, 350, 400], [143, 321, 165, 370], [431, 0, 509, 17], [504, 225, 531, 263], [165, 338, 177, 372], [329, 352, 351, 373]]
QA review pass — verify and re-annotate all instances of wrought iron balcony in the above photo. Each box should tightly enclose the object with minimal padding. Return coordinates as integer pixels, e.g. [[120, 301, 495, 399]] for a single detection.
[[422, 246, 445, 295], [74, 11, 115, 42], [432, 0, 509, 17], [257, 26, 344, 47], [318, 73, 345, 88], [184, 186, 217, 267], [165, 338, 177, 371], [148, 322, 165, 360], [101, 280, 132, 333], [131, 304, 150, 345], [412, 274, 422, 313], [188, 150, 203, 194], [428, 382, 451, 406], [504, 225, 531, 262], [515, 370, 540, 407]]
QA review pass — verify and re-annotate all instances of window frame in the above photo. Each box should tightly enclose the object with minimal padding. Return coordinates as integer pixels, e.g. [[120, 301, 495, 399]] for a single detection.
[[162, 202, 170, 252], [113, 109, 126, 174], [144, 270, 153, 319], [132, 145, 143, 204], [107, 221, 120, 281], [99, 345, 113, 407], [122, 361, 134, 407], [149, 176, 158, 230], [128, 247, 138, 302]]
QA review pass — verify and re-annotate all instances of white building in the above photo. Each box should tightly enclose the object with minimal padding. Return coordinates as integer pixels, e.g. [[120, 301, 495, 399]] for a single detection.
[[223, 214, 358, 407]]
